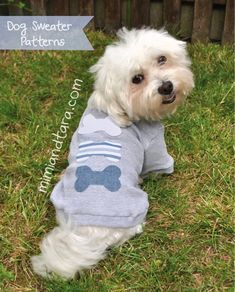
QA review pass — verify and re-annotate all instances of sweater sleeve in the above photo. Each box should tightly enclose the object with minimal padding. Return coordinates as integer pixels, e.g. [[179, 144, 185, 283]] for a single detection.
[[141, 123, 174, 176]]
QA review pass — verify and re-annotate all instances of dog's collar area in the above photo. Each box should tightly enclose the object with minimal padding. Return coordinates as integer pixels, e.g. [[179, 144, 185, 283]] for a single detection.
[[162, 92, 176, 104]]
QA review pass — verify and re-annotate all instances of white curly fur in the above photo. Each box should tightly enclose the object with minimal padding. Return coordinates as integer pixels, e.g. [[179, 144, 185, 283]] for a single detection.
[[31, 212, 142, 278]]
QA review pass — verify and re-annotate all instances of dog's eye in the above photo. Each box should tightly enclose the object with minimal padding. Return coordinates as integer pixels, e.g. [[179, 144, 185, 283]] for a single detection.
[[132, 74, 144, 84], [158, 56, 167, 65]]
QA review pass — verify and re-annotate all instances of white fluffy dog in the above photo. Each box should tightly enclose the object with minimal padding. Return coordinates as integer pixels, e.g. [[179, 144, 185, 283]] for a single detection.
[[31, 28, 194, 279]]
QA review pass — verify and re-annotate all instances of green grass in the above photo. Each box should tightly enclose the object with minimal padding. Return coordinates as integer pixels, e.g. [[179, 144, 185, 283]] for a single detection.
[[0, 31, 234, 291]]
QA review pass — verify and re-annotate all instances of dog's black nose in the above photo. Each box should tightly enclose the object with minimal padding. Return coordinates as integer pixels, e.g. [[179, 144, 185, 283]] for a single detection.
[[158, 81, 173, 95]]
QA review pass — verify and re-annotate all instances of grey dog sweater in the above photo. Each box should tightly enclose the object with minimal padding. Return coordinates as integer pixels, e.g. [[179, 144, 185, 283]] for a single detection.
[[51, 108, 174, 228]]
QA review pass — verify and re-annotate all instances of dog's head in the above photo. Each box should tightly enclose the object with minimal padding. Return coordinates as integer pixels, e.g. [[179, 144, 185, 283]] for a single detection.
[[89, 28, 194, 126]]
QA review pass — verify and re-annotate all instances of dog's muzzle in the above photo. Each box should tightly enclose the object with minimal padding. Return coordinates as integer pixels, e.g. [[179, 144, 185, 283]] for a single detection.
[[162, 91, 176, 104], [158, 81, 176, 104]]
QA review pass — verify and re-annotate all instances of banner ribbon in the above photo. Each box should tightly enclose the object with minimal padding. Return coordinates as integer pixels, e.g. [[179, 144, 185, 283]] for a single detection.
[[0, 16, 93, 50]]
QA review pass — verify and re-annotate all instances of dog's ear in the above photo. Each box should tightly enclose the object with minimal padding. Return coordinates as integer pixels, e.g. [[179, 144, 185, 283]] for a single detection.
[[176, 39, 192, 67], [89, 59, 103, 75], [177, 40, 187, 48], [89, 56, 114, 98], [89, 50, 131, 126]]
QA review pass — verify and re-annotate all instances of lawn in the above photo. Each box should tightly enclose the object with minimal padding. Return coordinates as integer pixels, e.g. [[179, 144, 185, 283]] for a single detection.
[[0, 31, 234, 291]]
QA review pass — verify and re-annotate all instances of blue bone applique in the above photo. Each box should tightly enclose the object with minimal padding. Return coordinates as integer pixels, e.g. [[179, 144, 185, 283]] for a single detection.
[[75, 165, 121, 192]]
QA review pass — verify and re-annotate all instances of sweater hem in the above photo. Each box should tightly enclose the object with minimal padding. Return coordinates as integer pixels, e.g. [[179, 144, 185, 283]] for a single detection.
[[56, 209, 148, 228]]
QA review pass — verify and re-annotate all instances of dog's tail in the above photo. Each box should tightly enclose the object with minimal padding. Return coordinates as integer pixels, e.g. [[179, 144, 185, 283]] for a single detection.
[[31, 226, 106, 279], [31, 214, 142, 279]]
